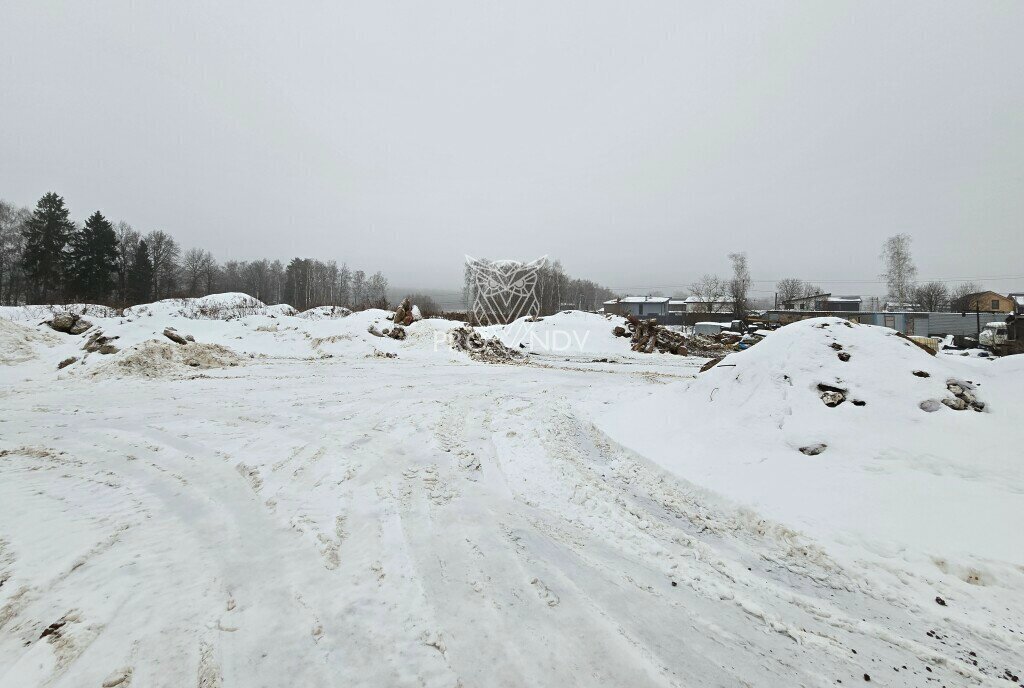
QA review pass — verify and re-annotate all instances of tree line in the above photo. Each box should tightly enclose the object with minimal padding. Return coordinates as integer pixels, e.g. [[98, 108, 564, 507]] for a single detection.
[[0, 193, 390, 311]]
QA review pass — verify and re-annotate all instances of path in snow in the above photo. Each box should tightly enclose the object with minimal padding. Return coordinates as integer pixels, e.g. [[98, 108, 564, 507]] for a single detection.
[[1, 355, 1021, 687]]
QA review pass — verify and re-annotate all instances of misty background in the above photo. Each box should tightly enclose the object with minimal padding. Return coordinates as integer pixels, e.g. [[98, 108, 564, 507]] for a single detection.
[[2, 1, 1022, 305]]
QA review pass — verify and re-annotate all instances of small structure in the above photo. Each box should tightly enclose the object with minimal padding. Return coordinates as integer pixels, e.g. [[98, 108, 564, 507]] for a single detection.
[[782, 293, 861, 312], [603, 296, 670, 317], [1010, 293, 1024, 316], [668, 299, 687, 314]]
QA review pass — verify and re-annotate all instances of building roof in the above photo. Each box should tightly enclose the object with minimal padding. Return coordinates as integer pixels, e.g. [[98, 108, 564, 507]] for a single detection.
[[825, 296, 862, 303], [617, 296, 670, 304]]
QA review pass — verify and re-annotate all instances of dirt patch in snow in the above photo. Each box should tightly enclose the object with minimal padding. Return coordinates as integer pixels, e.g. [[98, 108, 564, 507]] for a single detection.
[[90, 340, 245, 378]]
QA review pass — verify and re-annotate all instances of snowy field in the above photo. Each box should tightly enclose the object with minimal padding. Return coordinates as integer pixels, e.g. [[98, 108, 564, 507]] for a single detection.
[[1, 295, 1022, 687]]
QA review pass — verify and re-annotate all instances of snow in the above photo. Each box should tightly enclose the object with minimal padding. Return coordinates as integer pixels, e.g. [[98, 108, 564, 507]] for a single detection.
[[593, 318, 1023, 565], [616, 296, 670, 304], [2, 306, 1023, 687], [479, 311, 633, 356]]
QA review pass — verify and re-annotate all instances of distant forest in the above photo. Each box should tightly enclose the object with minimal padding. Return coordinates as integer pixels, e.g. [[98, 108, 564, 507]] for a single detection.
[[0, 193, 615, 314]]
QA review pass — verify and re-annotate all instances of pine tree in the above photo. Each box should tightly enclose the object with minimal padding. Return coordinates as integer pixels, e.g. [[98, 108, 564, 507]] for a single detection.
[[68, 211, 118, 302], [128, 239, 154, 304], [21, 192, 76, 302]]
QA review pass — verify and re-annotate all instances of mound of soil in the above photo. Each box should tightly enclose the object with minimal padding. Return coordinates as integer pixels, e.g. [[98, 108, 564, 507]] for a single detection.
[[90, 340, 245, 378]]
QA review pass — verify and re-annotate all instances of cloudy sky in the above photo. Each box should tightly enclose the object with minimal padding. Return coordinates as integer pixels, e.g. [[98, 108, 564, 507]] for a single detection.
[[1, 1, 1022, 297]]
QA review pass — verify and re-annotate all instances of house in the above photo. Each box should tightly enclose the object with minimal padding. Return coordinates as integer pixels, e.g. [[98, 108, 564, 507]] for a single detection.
[[682, 295, 735, 313], [963, 291, 1015, 313], [782, 292, 862, 312], [1009, 293, 1024, 316], [603, 296, 670, 317], [668, 299, 687, 314]]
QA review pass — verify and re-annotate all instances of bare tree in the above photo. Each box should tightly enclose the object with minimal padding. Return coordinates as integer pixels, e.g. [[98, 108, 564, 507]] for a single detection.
[[113, 221, 140, 304], [688, 274, 727, 312], [181, 248, 217, 297], [801, 283, 824, 297], [366, 271, 389, 309], [881, 234, 917, 304], [775, 278, 804, 306], [914, 281, 948, 312], [949, 281, 982, 312], [728, 252, 751, 316], [145, 230, 181, 299], [351, 270, 367, 309]]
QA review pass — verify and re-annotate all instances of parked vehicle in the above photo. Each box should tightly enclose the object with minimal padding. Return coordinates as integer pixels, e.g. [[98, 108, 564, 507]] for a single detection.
[[979, 321, 1009, 350], [693, 322, 728, 336]]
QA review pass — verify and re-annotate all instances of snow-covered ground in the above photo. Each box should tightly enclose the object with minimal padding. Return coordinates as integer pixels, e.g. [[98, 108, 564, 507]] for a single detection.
[[1, 298, 1022, 687]]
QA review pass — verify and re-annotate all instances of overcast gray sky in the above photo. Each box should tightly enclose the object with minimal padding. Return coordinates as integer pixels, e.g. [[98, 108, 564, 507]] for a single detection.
[[1, 1, 1022, 297]]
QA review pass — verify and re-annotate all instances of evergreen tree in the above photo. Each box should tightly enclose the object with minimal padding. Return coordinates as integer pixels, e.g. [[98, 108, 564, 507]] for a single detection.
[[128, 239, 154, 304], [21, 192, 75, 302], [68, 211, 118, 302]]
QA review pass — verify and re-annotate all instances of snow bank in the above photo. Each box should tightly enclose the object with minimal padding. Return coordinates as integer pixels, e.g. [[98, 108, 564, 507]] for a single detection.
[[124, 293, 271, 320], [480, 311, 631, 355], [593, 317, 1024, 565], [0, 318, 60, 365], [296, 305, 352, 320], [0, 303, 120, 322]]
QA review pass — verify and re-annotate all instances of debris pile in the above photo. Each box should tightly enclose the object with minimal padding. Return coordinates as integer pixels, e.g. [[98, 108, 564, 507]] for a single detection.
[[46, 312, 93, 335], [90, 340, 244, 378], [163, 327, 195, 345], [392, 298, 423, 326], [943, 379, 985, 412], [83, 330, 119, 355], [368, 323, 407, 340], [448, 326, 524, 364], [613, 316, 735, 357]]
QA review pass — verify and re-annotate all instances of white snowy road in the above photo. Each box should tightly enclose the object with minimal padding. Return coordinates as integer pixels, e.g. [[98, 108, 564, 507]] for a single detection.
[[3, 350, 1021, 687]]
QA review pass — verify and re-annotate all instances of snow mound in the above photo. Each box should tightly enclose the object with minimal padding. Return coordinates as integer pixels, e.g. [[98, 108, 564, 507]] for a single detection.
[[124, 293, 269, 320], [595, 317, 1024, 564], [90, 340, 245, 378], [0, 318, 59, 365], [264, 303, 298, 317], [0, 303, 120, 323], [480, 311, 630, 355], [296, 305, 352, 320], [692, 317, 984, 423]]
